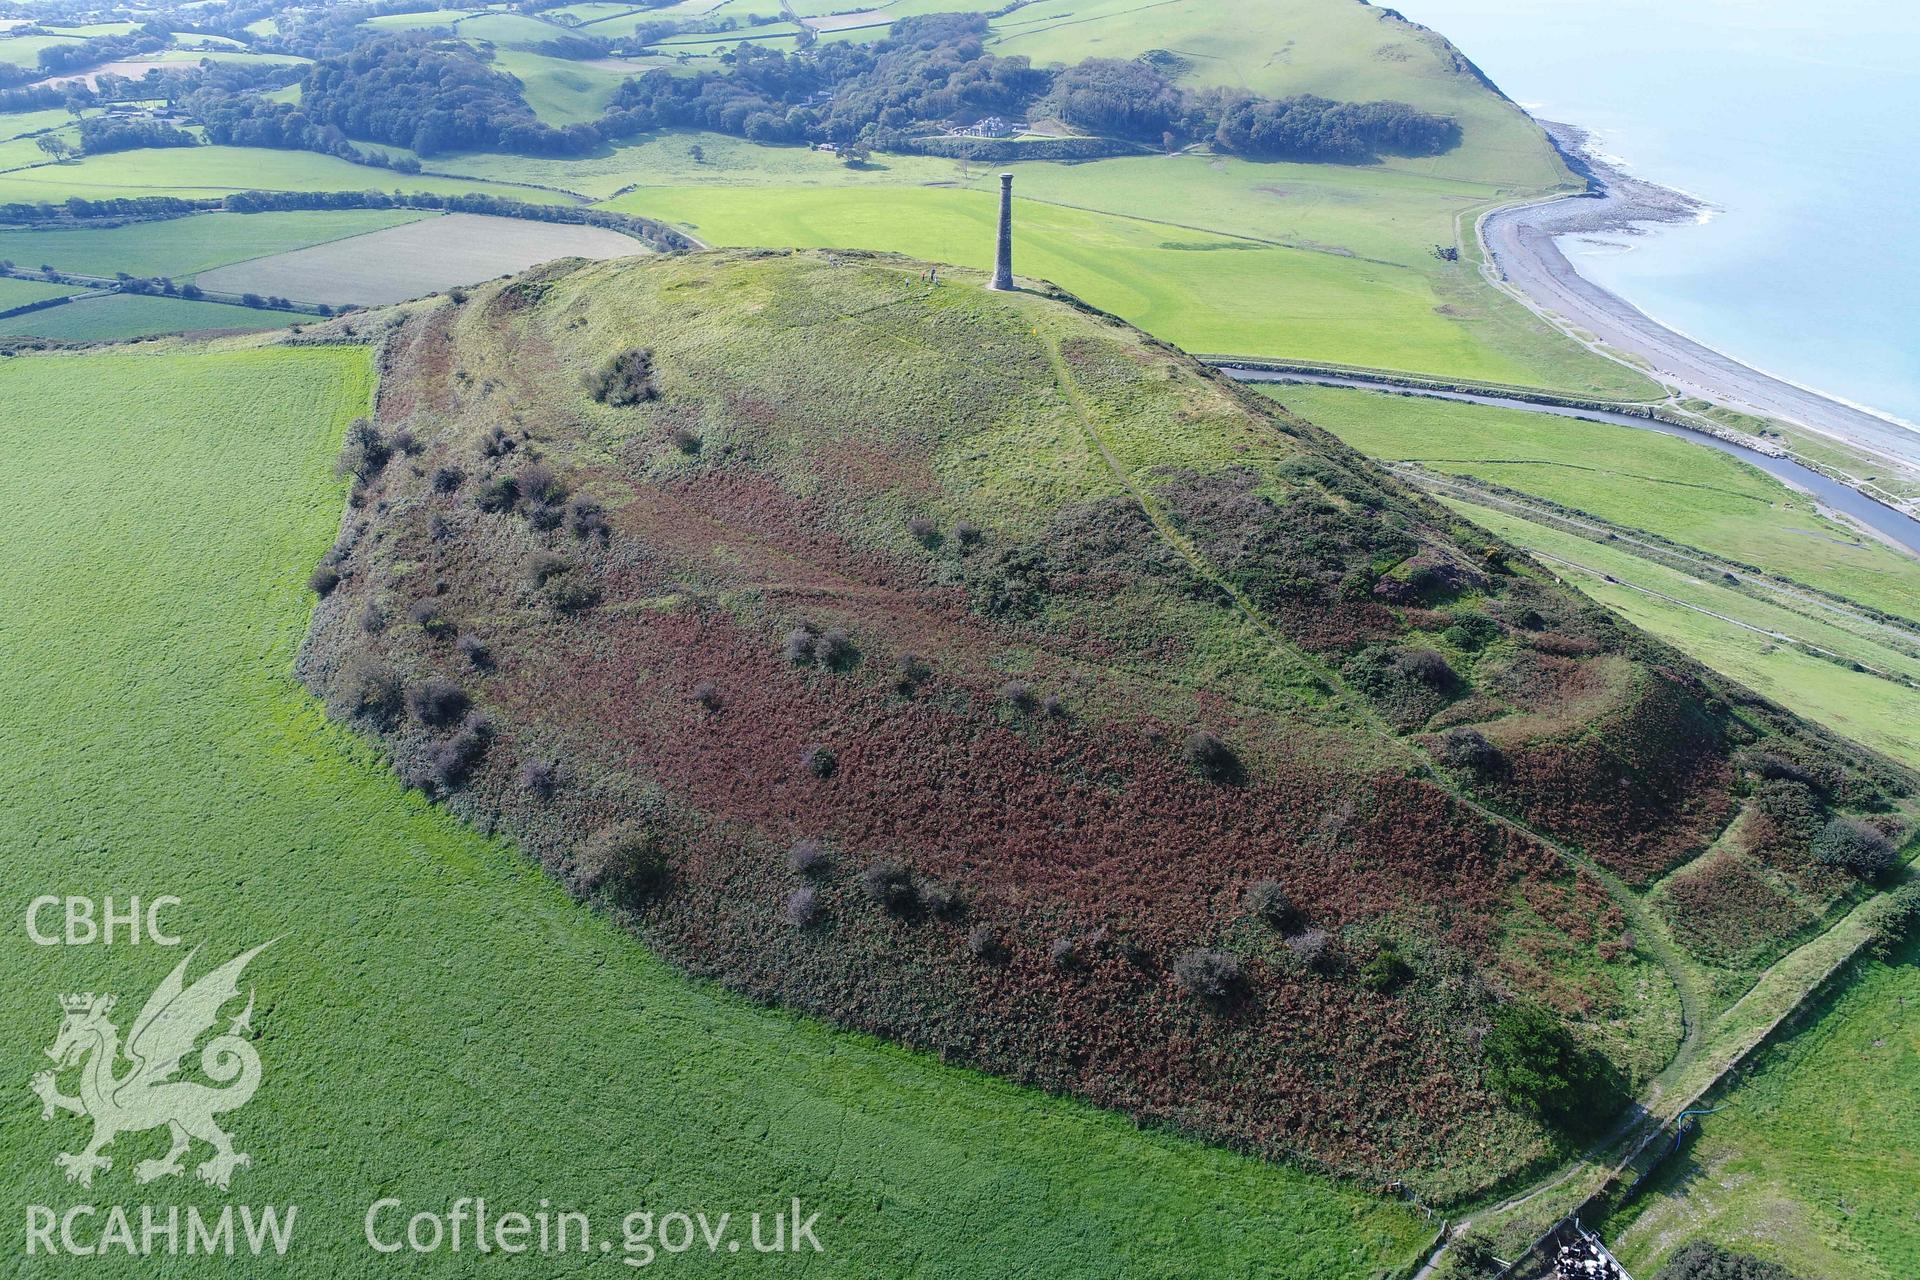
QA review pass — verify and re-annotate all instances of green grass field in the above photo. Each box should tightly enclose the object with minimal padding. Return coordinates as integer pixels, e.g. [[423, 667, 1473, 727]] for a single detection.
[[1605, 932, 1920, 1280], [1273, 385, 1920, 618], [0, 146, 570, 206], [0, 209, 430, 279], [598, 182, 1649, 392], [489, 47, 634, 126], [0, 32, 84, 66], [0, 275, 77, 309], [1, 107, 88, 141], [0, 293, 302, 339], [0, 342, 1432, 1276]]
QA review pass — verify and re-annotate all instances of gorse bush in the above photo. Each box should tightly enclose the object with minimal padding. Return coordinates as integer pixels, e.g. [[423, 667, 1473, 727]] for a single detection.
[[584, 348, 658, 406], [894, 651, 931, 693], [1653, 1241, 1801, 1280], [406, 678, 469, 727], [967, 924, 1009, 964], [918, 878, 964, 920], [517, 462, 565, 507], [1173, 949, 1244, 1005], [341, 658, 403, 725], [786, 838, 827, 875], [409, 598, 453, 640], [813, 629, 856, 671], [429, 715, 491, 790], [309, 564, 341, 595], [1811, 817, 1898, 880], [1244, 879, 1298, 931], [525, 551, 572, 587], [457, 632, 492, 670], [859, 860, 915, 914], [802, 745, 838, 779], [691, 681, 723, 712], [782, 886, 820, 928], [1482, 1001, 1618, 1129], [576, 822, 668, 909], [518, 757, 559, 798], [1284, 927, 1334, 973], [566, 495, 610, 542], [1440, 727, 1500, 774], [476, 475, 519, 514], [1185, 730, 1241, 783]]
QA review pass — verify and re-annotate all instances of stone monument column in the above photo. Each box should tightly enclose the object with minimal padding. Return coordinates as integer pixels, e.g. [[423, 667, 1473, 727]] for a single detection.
[[991, 172, 1014, 291]]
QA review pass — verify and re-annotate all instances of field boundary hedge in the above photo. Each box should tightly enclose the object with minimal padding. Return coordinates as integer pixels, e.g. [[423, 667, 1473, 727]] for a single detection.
[[0, 189, 697, 253]]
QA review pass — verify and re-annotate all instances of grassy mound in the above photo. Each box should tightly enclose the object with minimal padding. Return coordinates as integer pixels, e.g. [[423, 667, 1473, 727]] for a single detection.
[[301, 249, 1906, 1200]]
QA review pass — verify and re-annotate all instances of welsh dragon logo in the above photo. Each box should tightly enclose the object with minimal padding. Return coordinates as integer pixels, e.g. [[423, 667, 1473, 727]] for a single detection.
[[30, 943, 271, 1191]]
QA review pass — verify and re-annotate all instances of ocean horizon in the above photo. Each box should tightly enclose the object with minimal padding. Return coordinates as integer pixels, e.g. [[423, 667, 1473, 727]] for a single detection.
[[1387, 0, 1920, 428]]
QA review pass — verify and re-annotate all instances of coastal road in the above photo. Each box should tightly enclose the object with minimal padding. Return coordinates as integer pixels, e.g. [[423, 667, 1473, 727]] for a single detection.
[[1480, 196, 1920, 474]]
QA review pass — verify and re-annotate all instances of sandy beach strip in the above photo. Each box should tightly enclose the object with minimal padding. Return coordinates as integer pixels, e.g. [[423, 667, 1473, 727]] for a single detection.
[[1479, 122, 1920, 475]]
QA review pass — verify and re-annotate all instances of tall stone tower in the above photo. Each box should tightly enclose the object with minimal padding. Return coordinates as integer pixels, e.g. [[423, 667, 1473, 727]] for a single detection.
[[990, 172, 1014, 291]]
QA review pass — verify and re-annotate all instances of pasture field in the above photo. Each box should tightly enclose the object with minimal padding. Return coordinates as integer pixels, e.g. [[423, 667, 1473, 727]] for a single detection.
[[363, 7, 487, 32], [1449, 501, 1920, 772], [432, 127, 959, 197], [0, 343, 1433, 1278], [1274, 385, 1920, 619], [195, 212, 648, 305], [0, 127, 80, 171], [984, 0, 1568, 190], [433, 126, 960, 196], [0, 209, 430, 279], [0, 275, 76, 309], [1605, 930, 1920, 1280], [490, 47, 633, 125], [0, 145, 569, 206], [1, 107, 87, 140], [601, 181, 1652, 392], [0, 292, 303, 339], [42, 21, 141, 36], [0, 33, 83, 66]]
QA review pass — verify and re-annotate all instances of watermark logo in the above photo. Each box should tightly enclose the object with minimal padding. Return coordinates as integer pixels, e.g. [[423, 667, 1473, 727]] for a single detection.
[[30, 942, 272, 1192]]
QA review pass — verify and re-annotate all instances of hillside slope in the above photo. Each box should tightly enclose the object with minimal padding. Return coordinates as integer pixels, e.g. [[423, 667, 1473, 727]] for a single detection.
[[299, 251, 1907, 1201]]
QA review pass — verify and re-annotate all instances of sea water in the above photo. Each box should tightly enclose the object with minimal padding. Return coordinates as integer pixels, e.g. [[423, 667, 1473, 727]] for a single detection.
[[1385, 0, 1920, 426]]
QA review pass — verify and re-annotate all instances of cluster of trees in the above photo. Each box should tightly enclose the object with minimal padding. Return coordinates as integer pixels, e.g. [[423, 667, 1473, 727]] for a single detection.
[[1211, 93, 1457, 162], [191, 88, 425, 170], [300, 35, 596, 156], [7, 9, 1453, 168], [76, 115, 198, 154], [601, 13, 1452, 163], [1043, 56, 1455, 161], [604, 15, 1046, 148]]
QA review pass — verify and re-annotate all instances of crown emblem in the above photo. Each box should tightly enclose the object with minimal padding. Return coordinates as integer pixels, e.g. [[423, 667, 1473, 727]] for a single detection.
[[59, 993, 111, 1014]]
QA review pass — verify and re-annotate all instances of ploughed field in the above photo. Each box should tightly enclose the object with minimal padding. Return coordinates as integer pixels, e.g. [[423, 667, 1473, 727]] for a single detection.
[[299, 249, 1912, 1202]]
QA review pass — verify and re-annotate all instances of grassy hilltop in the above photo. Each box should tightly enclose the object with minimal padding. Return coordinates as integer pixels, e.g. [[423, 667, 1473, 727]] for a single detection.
[[298, 249, 1909, 1203], [0, 339, 1434, 1279]]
